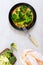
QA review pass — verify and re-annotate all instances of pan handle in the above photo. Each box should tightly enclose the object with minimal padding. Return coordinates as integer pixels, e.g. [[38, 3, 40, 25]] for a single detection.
[[22, 26, 38, 47], [29, 34, 38, 47]]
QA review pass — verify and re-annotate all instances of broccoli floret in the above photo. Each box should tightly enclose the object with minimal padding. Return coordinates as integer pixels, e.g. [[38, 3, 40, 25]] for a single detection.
[[25, 17, 32, 24], [23, 15, 32, 24], [26, 10, 32, 17], [3, 50, 12, 58], [11, 14, 17, 21], [9, 56, 17, 64], [20, 5, 27, 12], [16, 8, 19, 14], [11, 43, 18, 51], [19, 11, 24, 18], [3, 50, 17, 64]]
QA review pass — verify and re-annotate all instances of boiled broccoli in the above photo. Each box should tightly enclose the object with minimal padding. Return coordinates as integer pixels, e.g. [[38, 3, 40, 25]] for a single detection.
[[20, 5, 27, 12], [11, 14, 17, 21]]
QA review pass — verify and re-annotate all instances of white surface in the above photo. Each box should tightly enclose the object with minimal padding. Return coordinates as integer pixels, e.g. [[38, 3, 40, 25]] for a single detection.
[[0, 0, 43, 65]]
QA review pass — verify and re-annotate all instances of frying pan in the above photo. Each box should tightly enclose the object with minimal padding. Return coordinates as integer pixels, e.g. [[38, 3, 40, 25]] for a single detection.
[[9, 3, 38, 47]]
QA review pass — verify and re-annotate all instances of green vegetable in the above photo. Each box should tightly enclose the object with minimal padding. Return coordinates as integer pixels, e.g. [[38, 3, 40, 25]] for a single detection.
[[1, 49, 17, 65], [23, 15, 32, 24], [19, 11, 24, 18], [26, 10, 32, 16], [23, 15, 27, 20], [11, 43, 18, 51], [16, 8, 19, 14], [17, 18, 24, 22], [18, 21, 25, 24], [9, 56, 16, 64], [11, 5, 33, 28], [20, 5, 27, 12], [25, 18, 32, 24], [11, 14, 17, 21], [26, 17, 32, 23], [3, 51, 11, 59]]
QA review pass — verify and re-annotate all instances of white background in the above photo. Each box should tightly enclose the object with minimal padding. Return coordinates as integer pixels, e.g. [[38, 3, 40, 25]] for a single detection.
[[0, 0, 43, 65]]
